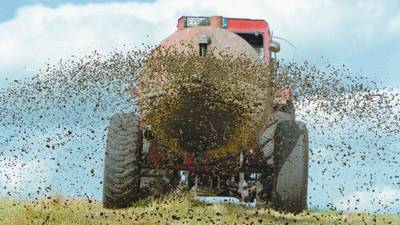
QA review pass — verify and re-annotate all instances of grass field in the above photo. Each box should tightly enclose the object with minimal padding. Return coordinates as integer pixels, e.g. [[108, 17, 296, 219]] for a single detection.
[[0, 193, 399, 225]]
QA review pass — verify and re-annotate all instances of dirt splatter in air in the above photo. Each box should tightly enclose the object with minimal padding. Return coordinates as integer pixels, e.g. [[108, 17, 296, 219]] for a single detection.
[[0, 46, 399, 219]]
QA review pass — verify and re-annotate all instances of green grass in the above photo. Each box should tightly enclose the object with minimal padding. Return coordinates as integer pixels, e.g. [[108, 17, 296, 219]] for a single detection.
[[0, 193, 399, 225]]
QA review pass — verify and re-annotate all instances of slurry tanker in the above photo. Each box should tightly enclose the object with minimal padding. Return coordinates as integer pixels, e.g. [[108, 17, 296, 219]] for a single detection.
[[103, 16, 309, 213]]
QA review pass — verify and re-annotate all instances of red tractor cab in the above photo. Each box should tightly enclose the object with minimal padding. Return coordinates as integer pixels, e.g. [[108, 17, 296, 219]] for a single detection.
[[176, 16, 279, 65]]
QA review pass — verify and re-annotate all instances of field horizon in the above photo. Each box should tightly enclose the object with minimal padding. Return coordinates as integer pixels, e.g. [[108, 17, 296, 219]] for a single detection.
[[1, 191, 399, 225]]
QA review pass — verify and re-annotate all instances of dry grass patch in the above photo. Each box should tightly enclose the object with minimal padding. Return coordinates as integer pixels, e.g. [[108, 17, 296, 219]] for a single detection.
[[0, 194, 399, 225]]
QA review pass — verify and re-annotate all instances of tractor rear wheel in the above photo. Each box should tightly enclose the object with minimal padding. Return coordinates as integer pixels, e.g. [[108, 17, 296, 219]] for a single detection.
[[103, 113, 142, 209], [272, 120, 309, 213]]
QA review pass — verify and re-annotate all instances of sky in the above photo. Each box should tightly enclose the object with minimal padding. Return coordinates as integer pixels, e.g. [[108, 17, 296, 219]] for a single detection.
[[0, 0, 400, 214], [0, 0, 400, 85]]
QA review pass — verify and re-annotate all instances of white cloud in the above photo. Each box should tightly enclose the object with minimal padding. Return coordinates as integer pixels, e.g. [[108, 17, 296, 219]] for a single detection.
[[335, 186, 400, 213], [0, 158, 52, 192], [0, 0, 399, 79], [389, 13, 400, 32], [0, 2, 174, 77]]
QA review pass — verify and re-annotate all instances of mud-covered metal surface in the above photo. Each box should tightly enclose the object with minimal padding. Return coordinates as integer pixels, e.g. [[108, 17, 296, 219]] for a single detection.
[[138, 27, 271, 157]]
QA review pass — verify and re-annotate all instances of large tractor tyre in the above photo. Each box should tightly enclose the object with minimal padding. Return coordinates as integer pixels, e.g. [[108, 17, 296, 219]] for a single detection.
[[272, 120, 309, 213], [103, 113, 142, 209]]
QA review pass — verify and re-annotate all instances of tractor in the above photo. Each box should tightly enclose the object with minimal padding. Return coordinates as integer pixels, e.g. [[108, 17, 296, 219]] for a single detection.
[[102, 16, 309, 213]]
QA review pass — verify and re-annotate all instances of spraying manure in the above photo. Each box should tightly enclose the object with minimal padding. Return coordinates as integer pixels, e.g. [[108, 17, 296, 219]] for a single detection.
[[0, 20, 399, 214], [139, 45, 271, 157]]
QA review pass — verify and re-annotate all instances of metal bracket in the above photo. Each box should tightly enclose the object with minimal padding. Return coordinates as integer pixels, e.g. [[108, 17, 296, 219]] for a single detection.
[[199, 33, 210, 57]]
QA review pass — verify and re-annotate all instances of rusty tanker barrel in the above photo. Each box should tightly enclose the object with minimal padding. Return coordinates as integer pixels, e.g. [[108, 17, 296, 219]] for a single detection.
[[138, 22, 273, 158]]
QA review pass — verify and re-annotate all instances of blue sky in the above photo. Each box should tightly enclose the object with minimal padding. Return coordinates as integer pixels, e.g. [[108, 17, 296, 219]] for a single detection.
[[0, 0, 399, 214], [0, 0, 399, 86]]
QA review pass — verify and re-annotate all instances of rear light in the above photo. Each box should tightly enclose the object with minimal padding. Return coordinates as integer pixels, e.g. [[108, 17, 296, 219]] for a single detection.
[[222, 18, 228, 28]]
